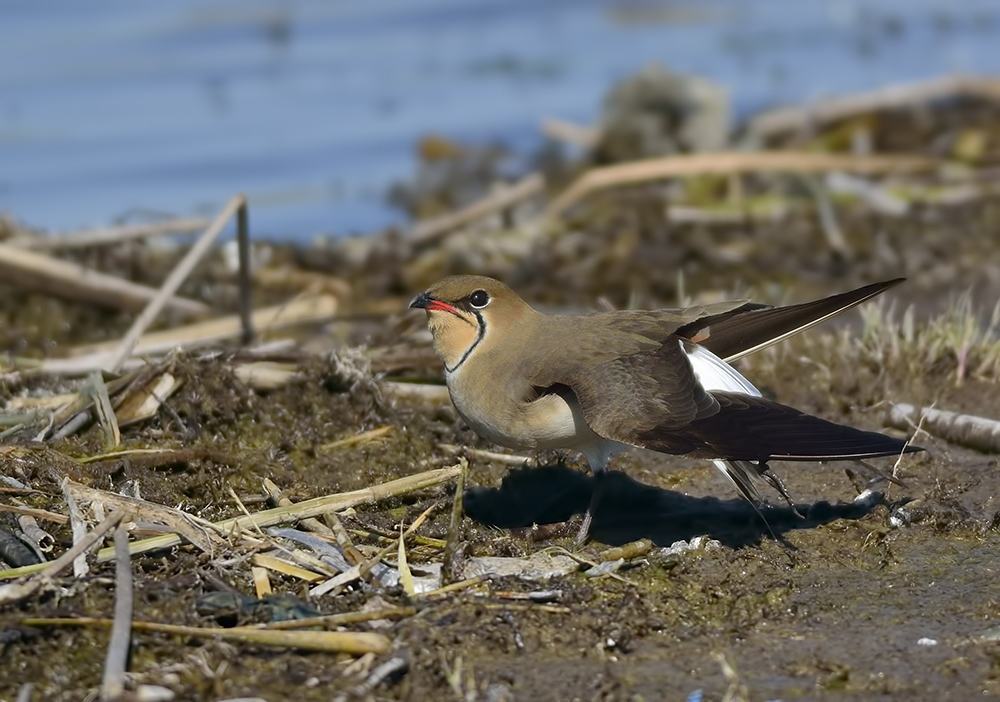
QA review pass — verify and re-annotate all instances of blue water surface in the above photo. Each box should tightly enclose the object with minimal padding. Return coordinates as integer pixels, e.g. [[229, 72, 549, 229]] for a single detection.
[[1, 0, 999, 239]]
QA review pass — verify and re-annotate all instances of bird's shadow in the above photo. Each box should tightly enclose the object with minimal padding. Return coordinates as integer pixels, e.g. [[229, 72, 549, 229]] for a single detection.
[[463, 465, 886, 548]]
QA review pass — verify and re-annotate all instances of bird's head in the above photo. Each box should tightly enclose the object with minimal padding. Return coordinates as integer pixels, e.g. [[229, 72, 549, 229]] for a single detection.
[[410, 275, 530, 372]]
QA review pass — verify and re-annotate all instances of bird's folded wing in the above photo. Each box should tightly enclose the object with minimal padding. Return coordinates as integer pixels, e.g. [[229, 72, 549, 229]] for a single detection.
[[636, 392, 914, 462], [528, 335, 721, 442]]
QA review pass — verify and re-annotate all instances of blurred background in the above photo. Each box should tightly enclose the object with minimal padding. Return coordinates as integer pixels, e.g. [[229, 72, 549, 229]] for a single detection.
[[2, 0, 1000, 240]]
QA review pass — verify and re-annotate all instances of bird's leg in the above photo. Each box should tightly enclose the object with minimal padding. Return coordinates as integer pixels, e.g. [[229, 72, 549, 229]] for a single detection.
[[757, 462, 804, 518], [574, 469, 606, 548]]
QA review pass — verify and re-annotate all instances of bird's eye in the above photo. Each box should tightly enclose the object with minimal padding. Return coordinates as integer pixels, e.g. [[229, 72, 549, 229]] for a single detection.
[[469, 290, 491, 309]]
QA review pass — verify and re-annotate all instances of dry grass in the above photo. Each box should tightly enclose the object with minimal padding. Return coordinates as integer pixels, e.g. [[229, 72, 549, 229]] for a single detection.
[[856, 293, 1000, 385]]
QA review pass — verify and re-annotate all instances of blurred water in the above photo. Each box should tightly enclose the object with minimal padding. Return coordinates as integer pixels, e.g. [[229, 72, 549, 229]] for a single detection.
[[1, 0, 999, 239]]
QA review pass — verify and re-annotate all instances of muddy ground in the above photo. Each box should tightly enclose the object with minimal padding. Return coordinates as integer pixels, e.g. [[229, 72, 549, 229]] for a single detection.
[[1, 95, 1000, 701]]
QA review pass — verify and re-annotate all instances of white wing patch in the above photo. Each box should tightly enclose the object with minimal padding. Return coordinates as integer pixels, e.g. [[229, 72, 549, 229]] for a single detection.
[[683, 341, 761, 397], [684, 341, 766, 500]]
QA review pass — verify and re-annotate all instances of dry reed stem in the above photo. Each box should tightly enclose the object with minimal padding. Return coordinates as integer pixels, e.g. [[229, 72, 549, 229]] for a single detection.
[[319, 425, 393, 452], [0, 503, 68, 524], [409, 173, 544, 247], [441, 456, 467, 585], [30, 295, 335, 376], [259, 605, 416, 630], [543, 151, 938, 221], [262, 477, 334, 537], [311, 499, 439, 597], [100, 526, 133, 701], [380, 382, 451, 403], [440, 444, 530, 466], [887, 403, 1000, 453], [73, 294, 336, 359], [93, 464, 462, 562], [15, 515, 54, 553], [748, 73, 1000, 138], [0, 243, 210, 317], [9, 218, 211, 251], [251, 552, 325, 582], [397, 523, 415, 596], [65, 479, 224, 554], [417, 575, 488, 599], [109, 194, 250, 373], [251, 566, 272, 597], [0, 509, 127, 595], [21, 617, 391, 655]]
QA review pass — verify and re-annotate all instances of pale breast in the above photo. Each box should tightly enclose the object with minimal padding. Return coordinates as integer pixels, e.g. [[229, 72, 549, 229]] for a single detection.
[[445, 365, 626, 470]]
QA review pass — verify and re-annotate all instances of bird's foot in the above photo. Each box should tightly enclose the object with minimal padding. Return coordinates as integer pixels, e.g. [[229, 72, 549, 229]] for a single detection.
[[758, 464, 804, 518], [573, 509, 593, 549], [573, 471, 606, 548]]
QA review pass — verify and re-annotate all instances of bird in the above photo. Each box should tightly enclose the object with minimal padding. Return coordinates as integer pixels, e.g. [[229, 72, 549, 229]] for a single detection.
[[410, 275, 920, 539]]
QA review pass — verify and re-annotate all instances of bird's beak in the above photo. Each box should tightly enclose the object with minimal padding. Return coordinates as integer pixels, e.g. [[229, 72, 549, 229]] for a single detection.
[[410, 293, 459, 315]]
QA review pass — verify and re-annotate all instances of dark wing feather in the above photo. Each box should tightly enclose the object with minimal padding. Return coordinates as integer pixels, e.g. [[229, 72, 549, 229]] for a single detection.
[[638, 391, 917, 462], [676, 279, 904, 362]]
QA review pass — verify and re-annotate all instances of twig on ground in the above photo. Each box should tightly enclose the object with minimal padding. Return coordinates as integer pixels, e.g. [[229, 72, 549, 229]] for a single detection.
[[543, 151, 937, 222], [235, 199, 254, 345], [33, 295, 335, 376], [351, 655, 410, 696], [409, 173, 544, 247], [322, 510, 366, 566], [0, 243, 210, 317], [16, 515, 55, 553], [597, 539, 654, 562], [62, 479, 92, 579], [0, 510, 127, 601], [748, 74, 1000, 139], [311, 500, 439, 597], [379, 382, 451, 403], [261, 478, 333, 541], [100, 525, 134, 702], [233, 361, 299, 390], [109, 194, 251, 373], [8, 218, 211, 251], [319, 425, 393, 452], [440, 444, 531, 466], [21, 617, 391, 655], [259, 605, 416, 630], [262, 478, 334, 537], [251, 565, 272, 597], [97, 464, 462, 563], [251, 552, 325, 583], [441, 456, 468, 586], [887, 403, 1000, 453], [0, 503, 68, 525], [113, 369, 184, 427], [348, 526, 446, 550], [397, 523, 415, 596], [417, 575, 489, 599], [85, 370, 122, 448], [74, 294, 335, 360], [64, 479, 224, 554]]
